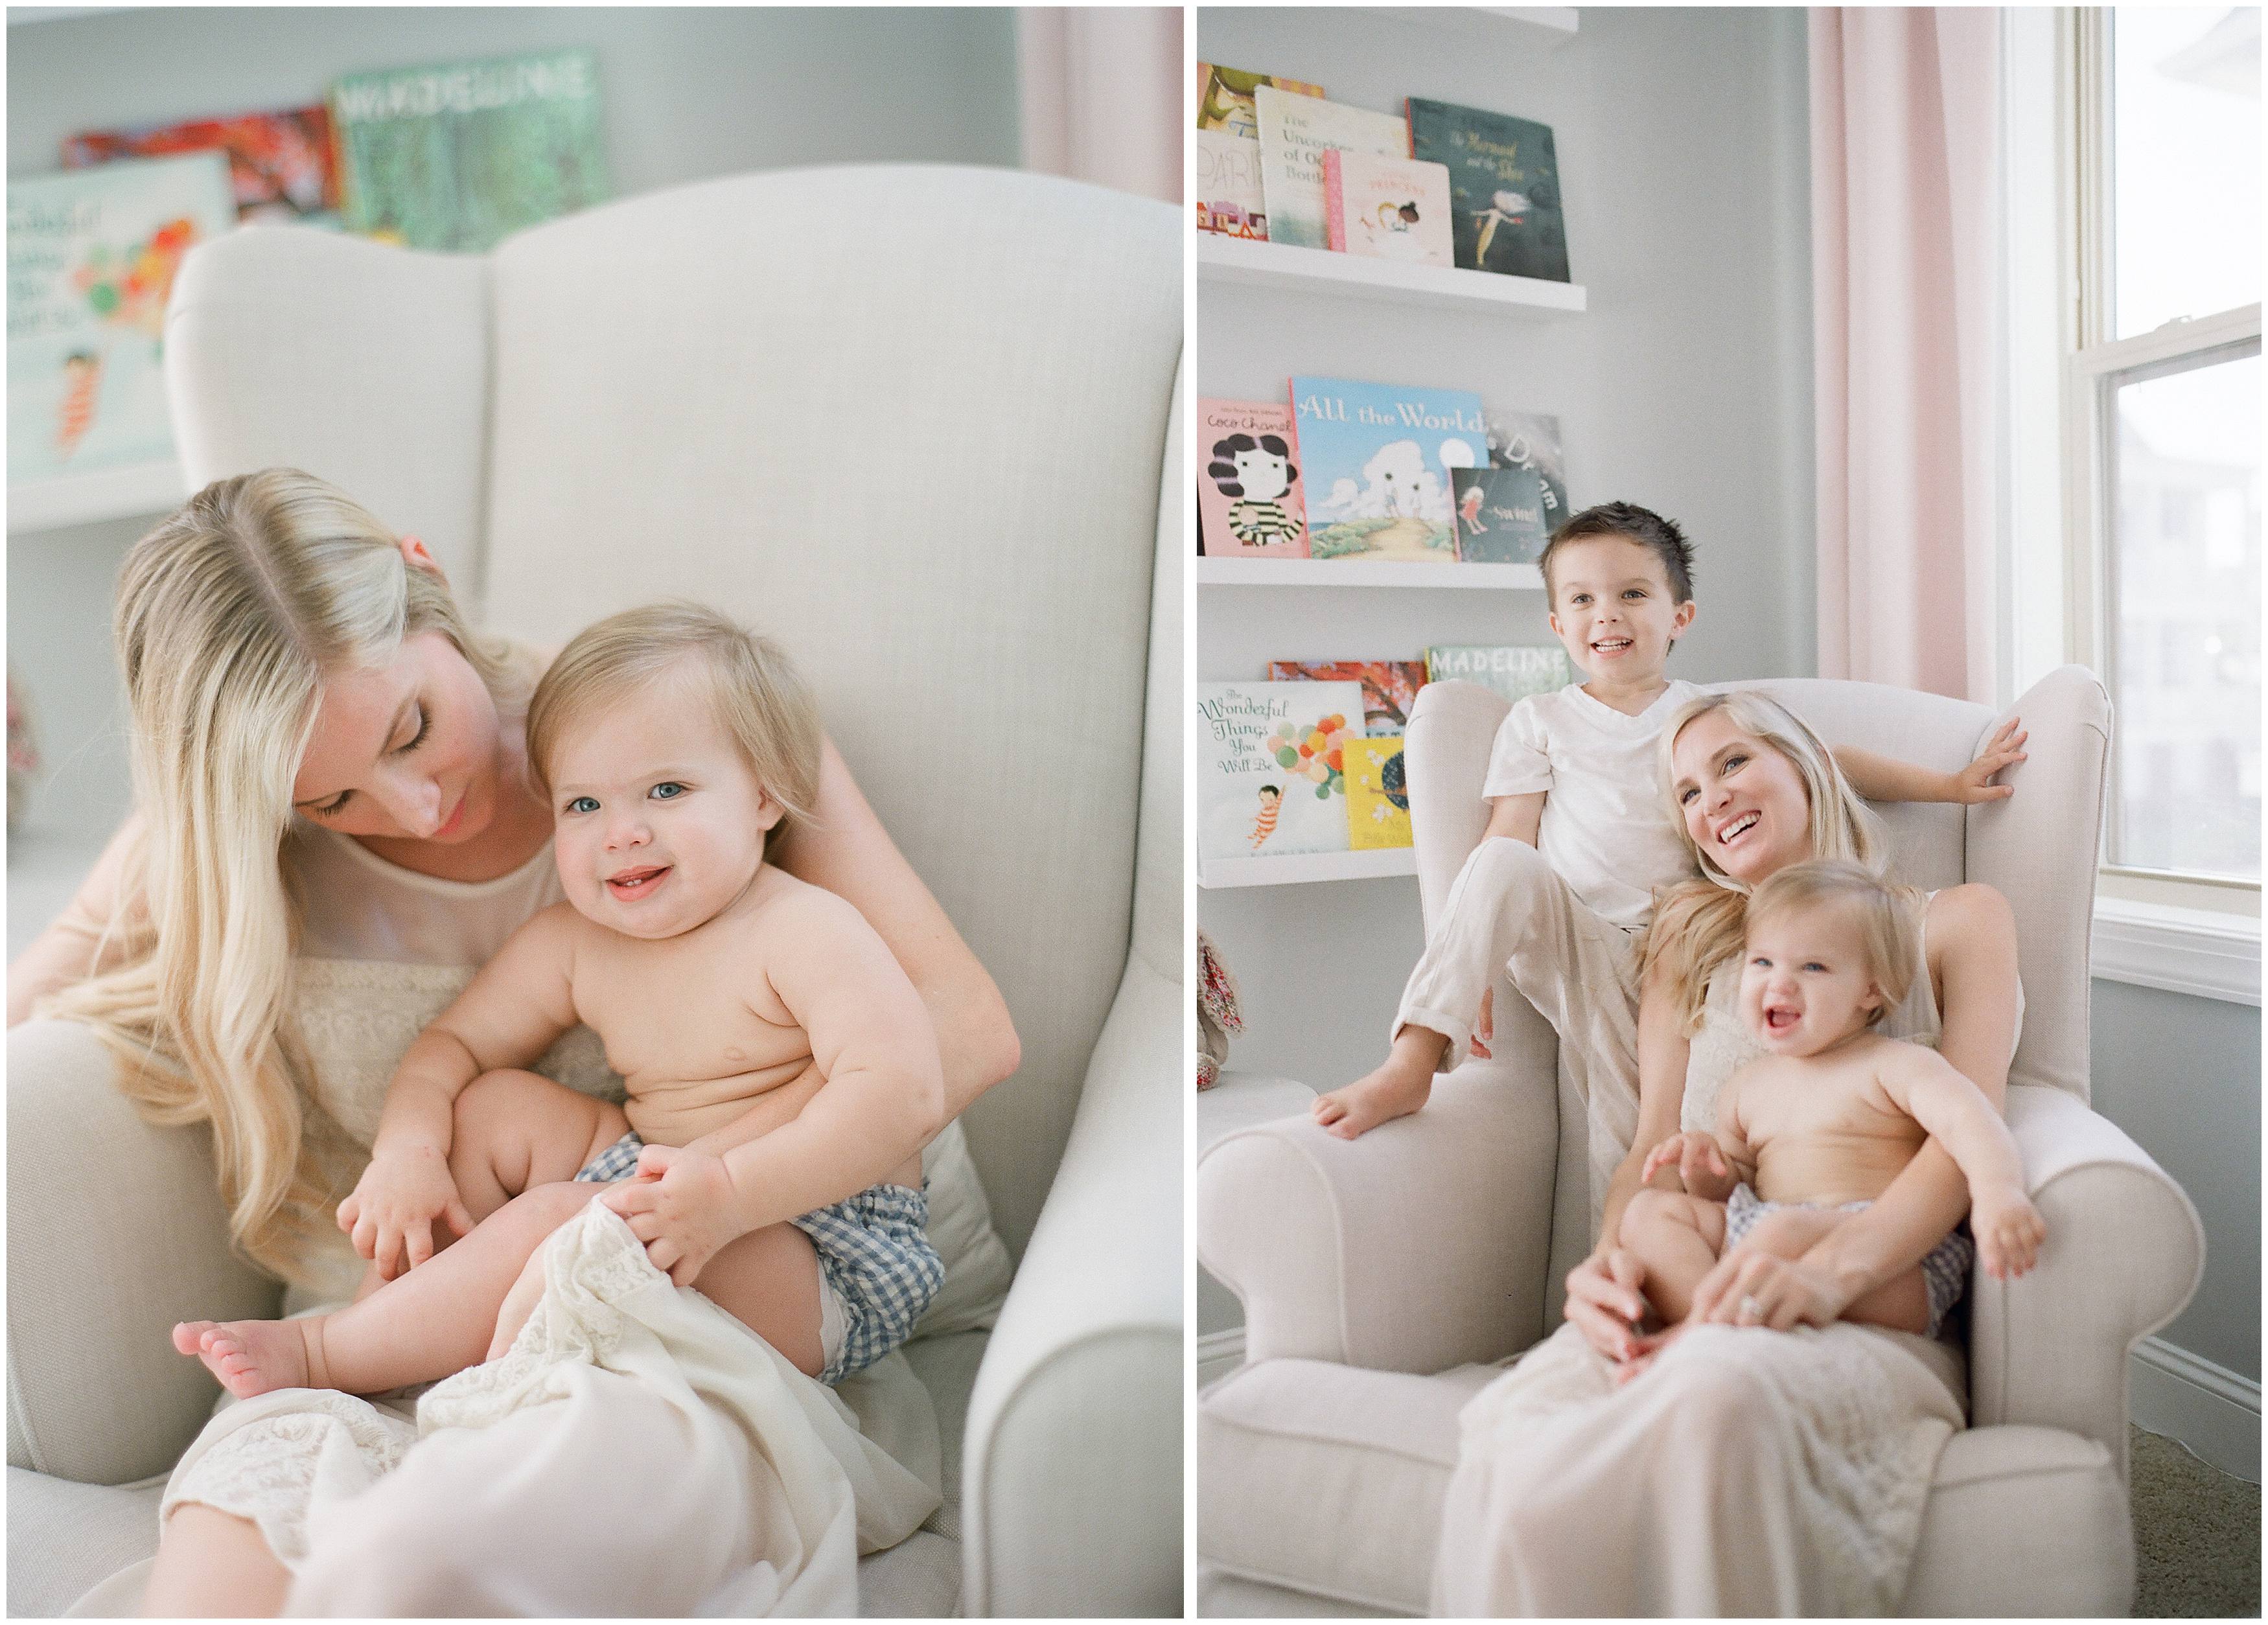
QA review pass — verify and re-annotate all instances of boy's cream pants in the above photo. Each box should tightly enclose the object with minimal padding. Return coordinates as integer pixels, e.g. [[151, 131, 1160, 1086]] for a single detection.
[[1393, 836, 1643, 1236]]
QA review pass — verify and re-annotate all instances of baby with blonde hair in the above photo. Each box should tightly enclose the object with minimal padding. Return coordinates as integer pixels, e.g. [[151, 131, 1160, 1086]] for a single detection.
[[175, 601, 946, 1395], [1620, 859, 2044, 1355]]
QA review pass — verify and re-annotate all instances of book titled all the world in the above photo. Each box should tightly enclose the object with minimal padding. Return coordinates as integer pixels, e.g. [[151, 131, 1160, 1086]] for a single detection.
[[331, 48, 609, 251], [1322, 150, 1453, 266], [1200, 398, 1308, 557], [1406, 98, 1570, 282], [1343, 737, 1413, 850], [1255, 86, 1408, 251], [1424, 645, 1575, 706], [1198, 682, 1364, 861], [7, 152, 236, 481], [1290, 375, 1487, 562]]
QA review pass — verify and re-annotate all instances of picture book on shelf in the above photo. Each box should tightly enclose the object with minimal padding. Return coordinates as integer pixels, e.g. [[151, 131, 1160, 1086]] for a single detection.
[[1198, 682, 1363, 862], [330, 48, 608, 252], [1255, 86, 1409, 251], [1196, 63, 1324, 137], [1452, 466, 1551, 564], [7, 152, 236, 482], [1406, 98, 1570, 282], [1197, 130, 1267, 239], [64, 106, 341, 226], [1290, 375, 1487, 562], [1267, 660, 1426, 736], [1485, 406, 1568, 513], [1424, 645, 1575, 706], [1200, 398, 1309, 557], [1322, 151, 1453, 266], [1343, 737, 1413, 850]]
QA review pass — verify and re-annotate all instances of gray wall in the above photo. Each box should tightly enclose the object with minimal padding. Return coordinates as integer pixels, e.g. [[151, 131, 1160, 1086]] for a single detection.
[[1198, 5, 1817, 1093]]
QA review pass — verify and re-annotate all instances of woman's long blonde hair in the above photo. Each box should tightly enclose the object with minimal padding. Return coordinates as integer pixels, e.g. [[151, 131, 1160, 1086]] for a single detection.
[[42, 470, 531, 1278], [1636, 689, 1891, 1034]]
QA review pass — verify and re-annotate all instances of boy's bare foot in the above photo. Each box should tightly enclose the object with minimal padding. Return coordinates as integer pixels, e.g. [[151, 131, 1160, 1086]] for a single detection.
[[172, 1317, 325, 1399], [1312, 1063, 1432, 1139]]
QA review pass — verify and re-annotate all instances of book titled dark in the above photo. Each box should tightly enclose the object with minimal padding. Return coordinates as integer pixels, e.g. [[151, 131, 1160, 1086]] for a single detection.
[[1406, 98, 1570, 282]]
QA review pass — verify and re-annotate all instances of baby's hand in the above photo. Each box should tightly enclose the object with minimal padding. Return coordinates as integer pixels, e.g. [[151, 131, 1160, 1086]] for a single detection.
[[1950, 718, 2028, 803], [336, 1147, 473, 1281], [599, 1144, 748, 1287], [1640, 1132, 1735, 1201], [1972, 1186, 2046, 1280]]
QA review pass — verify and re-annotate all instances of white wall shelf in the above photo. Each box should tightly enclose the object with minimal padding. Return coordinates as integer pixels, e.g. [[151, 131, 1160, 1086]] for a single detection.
[[1355, 6, 1580, 43], [1199, 556, 1544, 590], [1199, 847, 1418, 890], [1198, 235, 1586, 319], [10, 459, 185, 534]]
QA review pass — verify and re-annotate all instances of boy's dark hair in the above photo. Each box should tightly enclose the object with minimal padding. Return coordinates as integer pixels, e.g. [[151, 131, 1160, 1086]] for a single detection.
[[1539, 501, 1695, 605]]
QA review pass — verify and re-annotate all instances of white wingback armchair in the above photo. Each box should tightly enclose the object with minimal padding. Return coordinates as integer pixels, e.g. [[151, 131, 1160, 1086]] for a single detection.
[[1197, 668, 2204, 1616], [6, 166, 1183, 1617]]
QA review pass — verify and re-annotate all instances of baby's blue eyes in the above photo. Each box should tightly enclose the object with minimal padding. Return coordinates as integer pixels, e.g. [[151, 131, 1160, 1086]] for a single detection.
[[651, 782, 684, 800], [566, 796, 599, 814]]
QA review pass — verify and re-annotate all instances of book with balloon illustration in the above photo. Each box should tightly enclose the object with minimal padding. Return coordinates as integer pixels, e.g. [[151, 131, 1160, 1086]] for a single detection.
[[1196, 681, 1365, 862], [6, 151, 236, 482]]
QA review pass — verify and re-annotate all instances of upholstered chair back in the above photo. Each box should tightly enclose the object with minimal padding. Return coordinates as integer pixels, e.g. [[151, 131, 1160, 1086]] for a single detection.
[[165, 166, 1183, 1257]]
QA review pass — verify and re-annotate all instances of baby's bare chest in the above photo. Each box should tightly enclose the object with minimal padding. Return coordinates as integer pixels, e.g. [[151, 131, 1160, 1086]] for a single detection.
[[1742, 1062, 1918, 1151], [568, 928, 807, 1089]]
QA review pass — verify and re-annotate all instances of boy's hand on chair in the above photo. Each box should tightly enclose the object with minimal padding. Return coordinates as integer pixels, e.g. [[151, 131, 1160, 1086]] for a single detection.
[[1639, 1132, 1735, 1201], [1950, 718, 2027, 803], [336, 1147, 474, 1280], [600, 1144, 748, 1286], [1971, 1184, 2046, 1279]]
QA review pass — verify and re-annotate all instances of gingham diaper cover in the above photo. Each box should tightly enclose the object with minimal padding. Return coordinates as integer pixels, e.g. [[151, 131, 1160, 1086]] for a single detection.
[[1724, 1181, 1972, 1338]]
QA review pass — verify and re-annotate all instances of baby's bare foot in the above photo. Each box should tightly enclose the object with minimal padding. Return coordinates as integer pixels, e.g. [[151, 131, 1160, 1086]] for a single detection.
[[1312, 1063, 1432, 1140], [172, 1318, 319, 1399]]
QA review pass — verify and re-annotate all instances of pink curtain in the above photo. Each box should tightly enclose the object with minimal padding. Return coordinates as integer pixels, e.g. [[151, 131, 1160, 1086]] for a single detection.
[[1811, 8, 2002, 702], [1017, 7, 1183, 206]]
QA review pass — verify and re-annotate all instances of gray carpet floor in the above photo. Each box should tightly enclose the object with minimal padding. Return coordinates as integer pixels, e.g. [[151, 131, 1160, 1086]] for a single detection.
[[2131, 1425, 2261, 1618]]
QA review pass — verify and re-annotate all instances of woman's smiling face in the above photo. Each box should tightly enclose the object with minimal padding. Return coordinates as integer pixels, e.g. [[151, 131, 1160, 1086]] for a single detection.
[[290, 630, 507, 844], [1670, 707, 1814, 884]]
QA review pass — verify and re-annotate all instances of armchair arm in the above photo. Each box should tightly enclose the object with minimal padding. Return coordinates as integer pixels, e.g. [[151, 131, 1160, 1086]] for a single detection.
[[1967, 1085, 2204, 1479], [1196, 1047, 1557, 1376], [6, 1020, 281, 1485], [960, 957, 1180, 1618]]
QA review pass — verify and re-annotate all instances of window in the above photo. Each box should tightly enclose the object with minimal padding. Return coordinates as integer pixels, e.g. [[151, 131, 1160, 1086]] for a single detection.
[[2067, 7, 2261, 898]]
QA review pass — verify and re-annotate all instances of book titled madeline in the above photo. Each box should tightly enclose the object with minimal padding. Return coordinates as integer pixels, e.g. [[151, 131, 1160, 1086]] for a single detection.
[[1198, 682, 1364, 862], [1255, 86, 1408, 251], [1424, 645, 1575, 706], [7, 152, 236, 481], [1290, 375, 1487, 562], [331, 48, 608, 251], [1407, 98, 1570, 282], [1200, 398, 1309, 557]]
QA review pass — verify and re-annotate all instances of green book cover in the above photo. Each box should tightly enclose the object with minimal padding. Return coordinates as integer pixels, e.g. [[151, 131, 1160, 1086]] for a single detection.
[[332, 49, 609, 252], [1406, 98, 1569, 282], [1424, 645, 1573, 706]]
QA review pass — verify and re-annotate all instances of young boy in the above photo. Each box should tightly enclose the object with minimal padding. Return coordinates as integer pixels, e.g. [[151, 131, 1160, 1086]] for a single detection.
[[174, 603, 946, 1397], [1620, 860, 2044, 1356], [1313, 501, 2026, 1139]]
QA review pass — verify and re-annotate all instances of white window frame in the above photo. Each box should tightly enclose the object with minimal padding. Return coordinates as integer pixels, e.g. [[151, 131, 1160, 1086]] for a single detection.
[[2008, 8, 2261, 1004]]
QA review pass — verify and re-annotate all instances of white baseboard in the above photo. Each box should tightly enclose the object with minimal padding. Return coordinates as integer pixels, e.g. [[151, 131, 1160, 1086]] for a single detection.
[[1199, 1327, 1247, 1392], [2131, 1336, 2261, 1482]]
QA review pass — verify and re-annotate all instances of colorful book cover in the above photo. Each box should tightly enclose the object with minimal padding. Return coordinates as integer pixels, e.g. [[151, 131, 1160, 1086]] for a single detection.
[[1198, 682, 1363, 861], [64, 106, 341, 227], [1406, 98, 1570, 282], [1267, 660, 1426, 737], [1255, 86, 1409, 251], [1196, 62, 1325, 135], [7, 152, 236, 481], [1322, 150, 1453, 266], [330, 49, 609, 252], [1343, 737, 1413, 850], [1452, 466, 1551, 564], [1196, 130, 1267, 240], [1200, 398, 1308, 557], [1290, 375, 1487, 562], [1424, 645, 1575, 706]]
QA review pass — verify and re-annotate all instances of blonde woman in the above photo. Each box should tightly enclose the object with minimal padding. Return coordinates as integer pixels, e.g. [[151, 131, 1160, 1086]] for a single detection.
[[1435, 689, 2025, 1614], [6, 469, 1019, 1615]]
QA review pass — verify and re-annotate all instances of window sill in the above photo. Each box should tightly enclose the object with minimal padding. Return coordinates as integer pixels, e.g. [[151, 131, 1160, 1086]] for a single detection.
[[2091, 896, 2261, 1006]]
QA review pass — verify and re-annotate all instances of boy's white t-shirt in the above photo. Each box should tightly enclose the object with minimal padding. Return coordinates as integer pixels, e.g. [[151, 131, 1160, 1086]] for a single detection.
[[1482, 679, 1705, 930]]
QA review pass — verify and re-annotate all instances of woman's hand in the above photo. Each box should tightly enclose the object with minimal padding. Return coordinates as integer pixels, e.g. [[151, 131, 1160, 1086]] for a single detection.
[[1564, 1249, 1652, 1363], [337, 1146, 473, 1281], [1687, 1244, 1855, 1331], [600, 1144, 748, 1286], [1949, 718, 2028, 803]]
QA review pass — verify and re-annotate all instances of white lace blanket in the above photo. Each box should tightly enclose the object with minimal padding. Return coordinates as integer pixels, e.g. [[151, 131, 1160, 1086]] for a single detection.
[[1434, 1319, 1961, 1615], [161, 1199, 940, 1615]]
